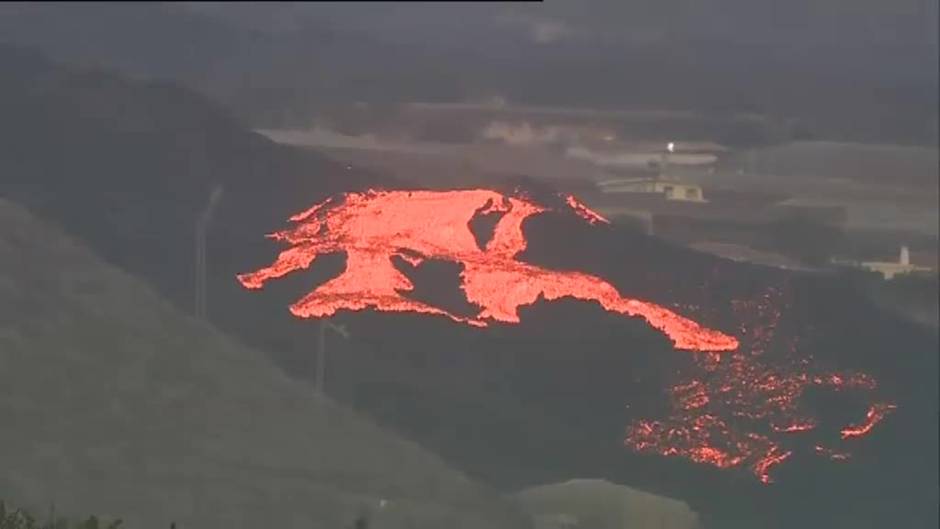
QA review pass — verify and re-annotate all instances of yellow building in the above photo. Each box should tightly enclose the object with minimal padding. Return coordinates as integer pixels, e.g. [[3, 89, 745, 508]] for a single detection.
[[597, 177, 707, 202]]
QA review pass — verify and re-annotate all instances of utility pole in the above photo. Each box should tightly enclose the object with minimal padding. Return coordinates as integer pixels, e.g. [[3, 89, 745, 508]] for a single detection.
[[662, 141, 675, 178], [195, 222, 204, 319], [195, 185, 223, 321], [316, 319, 350, 396]]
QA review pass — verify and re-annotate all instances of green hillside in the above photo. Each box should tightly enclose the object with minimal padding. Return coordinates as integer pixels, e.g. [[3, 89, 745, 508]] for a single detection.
[[515, 479, 700, 529], [0, 198, 531, 529]]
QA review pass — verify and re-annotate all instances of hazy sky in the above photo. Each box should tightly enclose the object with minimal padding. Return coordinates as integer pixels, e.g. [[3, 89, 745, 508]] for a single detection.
[[184, 1, 939, 55], [2, 2, 937, 143]]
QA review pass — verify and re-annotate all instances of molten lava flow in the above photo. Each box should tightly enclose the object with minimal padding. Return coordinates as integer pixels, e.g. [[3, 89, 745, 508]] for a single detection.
[[841, 403, 897, 439], [564, 194, 610, 225], [237, 188, 894, 485], [771, 421, 817, 433], [753, 447, 793, 484], [625, 285, 896, 484], [237, 189, 737, 352]]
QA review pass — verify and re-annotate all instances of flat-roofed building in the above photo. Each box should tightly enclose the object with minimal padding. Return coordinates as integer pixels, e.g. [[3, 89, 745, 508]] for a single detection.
[[597, 177, 707, 203]]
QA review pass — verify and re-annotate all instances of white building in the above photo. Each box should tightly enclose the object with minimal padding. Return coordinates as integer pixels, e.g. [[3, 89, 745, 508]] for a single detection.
[[838, 246, 935, 280]]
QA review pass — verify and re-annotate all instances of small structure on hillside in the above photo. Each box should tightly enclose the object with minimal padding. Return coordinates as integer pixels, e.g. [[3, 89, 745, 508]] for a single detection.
[[595, 142, 709, 202], [857, 246, 934, 280], [598, 176, 707, 202]]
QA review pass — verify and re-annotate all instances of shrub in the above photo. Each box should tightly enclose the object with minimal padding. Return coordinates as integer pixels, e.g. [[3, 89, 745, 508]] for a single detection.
[[0, 501, 122, 529]]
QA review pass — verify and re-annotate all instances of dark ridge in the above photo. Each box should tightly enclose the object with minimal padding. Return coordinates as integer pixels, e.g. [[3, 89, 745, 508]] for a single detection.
[[392, 254, 481, 319], [469, 198, 505, 251]]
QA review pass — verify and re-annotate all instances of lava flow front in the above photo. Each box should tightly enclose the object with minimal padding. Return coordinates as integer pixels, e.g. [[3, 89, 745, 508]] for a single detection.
[[237, 189, 738, 352], [625, 284, 896, 484]]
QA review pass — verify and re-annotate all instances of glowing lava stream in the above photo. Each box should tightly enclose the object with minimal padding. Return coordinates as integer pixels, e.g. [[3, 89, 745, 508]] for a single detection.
[[239, 188, 896, 485], [237, 189, 738, 352], [841, 403, 897, 439], [623, 284, 898, 484]]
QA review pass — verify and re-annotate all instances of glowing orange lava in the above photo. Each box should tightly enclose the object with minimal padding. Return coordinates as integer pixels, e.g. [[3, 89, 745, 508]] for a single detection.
[[237, 189, 738, 352], [625, 285, 896, 484], [564, 194, 610, 225], [841, 403, 897, 439], [236, 188, 893, 485], [753, 447, 793, 484]]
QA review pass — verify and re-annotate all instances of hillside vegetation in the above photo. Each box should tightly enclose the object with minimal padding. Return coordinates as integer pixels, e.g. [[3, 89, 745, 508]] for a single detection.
[[0, 198, 531, 529], [514, 479, 700, 529], [1, 500, 122, 529]]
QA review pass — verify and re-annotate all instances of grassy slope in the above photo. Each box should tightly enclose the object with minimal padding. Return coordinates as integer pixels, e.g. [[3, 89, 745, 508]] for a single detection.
[[0, 198, 531, 529], [514, 479, 700, 529]]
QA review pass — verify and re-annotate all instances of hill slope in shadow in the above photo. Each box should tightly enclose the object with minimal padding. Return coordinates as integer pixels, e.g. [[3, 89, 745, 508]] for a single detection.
[[0, 197, 532, 529]]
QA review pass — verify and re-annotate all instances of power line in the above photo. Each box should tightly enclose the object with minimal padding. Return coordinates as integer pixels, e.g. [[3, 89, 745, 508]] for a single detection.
[[194, 184, 223, 321], [316, 319, 351, 397]]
